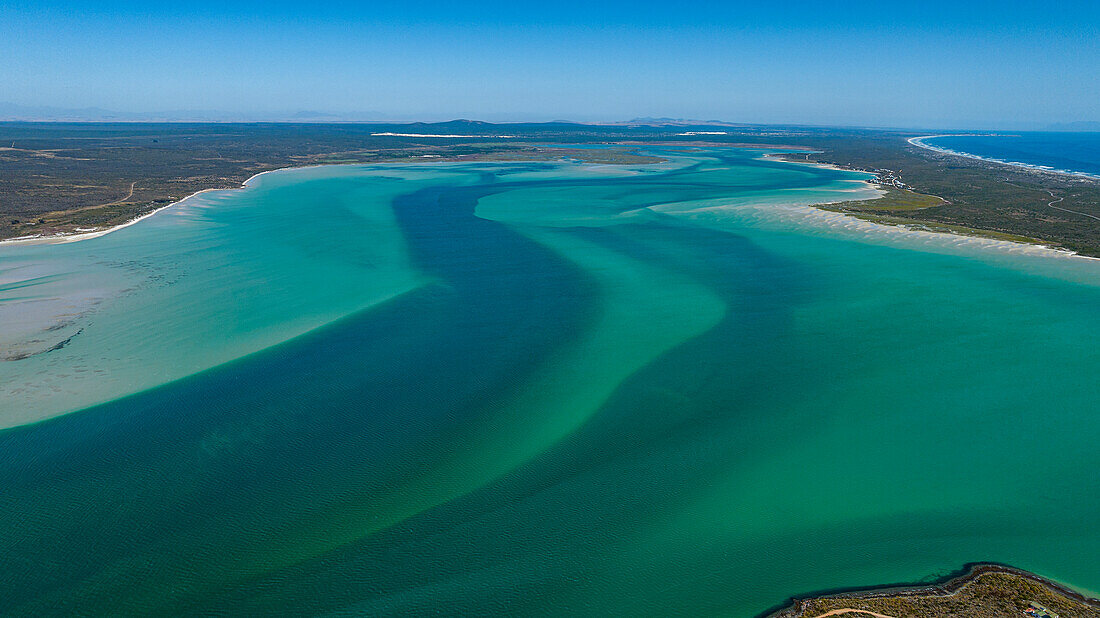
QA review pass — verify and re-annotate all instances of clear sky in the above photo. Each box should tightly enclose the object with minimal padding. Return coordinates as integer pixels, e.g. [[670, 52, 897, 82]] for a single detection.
[[3, 0, 1099, 128]]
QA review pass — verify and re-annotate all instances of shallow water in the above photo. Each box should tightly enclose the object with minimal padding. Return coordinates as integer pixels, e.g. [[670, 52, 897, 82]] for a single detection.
[[1, 147, 1099, 616]]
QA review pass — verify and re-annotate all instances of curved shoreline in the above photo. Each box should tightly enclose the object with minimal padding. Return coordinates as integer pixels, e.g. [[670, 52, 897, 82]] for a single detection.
[[0, 166, 298, 247], [763, 152, 1100, 265], [762, 562, 1100, 618], [5, 148, 1100, 271], [908, 134, 1100, 181], [0, 189, 214, 246], [0, 150, 862, 248]]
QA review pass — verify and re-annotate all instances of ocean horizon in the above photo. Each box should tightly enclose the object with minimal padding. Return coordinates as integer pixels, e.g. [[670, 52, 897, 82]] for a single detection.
[[919, 132, 1100, 179]]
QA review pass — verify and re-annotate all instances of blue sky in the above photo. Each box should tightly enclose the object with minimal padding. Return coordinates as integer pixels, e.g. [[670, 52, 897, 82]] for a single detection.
[[3, 0, 1099, 128]]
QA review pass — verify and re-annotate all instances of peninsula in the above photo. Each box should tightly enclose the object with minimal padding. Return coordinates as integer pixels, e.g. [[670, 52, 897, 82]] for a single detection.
[[769, 564, 1100, 618]]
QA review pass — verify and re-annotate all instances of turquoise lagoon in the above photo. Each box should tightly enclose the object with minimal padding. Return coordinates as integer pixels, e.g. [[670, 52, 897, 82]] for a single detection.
[[1, 147, 1099, 615]]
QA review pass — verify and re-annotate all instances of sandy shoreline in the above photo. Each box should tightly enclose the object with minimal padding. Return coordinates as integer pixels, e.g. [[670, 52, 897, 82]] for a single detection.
[[908, 134, 1100, 181], [772, 196, 1100, 266], [0, 166, 298, 247], [5, 150, 1100, 267], [766, 151, 1100, 264], [0, 189, 216, 247], [762, 152, 863, 175], [0, 156, 541, 248], [0, 150, 861, 248]]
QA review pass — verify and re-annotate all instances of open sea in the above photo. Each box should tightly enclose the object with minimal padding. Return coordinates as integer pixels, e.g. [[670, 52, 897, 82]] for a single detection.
[[921, 132, 1100, 178], [2, 147, 1099, 616]]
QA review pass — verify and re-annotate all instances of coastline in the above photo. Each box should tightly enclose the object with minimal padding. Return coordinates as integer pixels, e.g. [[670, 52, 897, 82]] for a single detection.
[[908, 134, 1100, 181], [765, 151, 1100, 265], [0, 166, 296, 247], [0, 151, 667, 247], [7, 148, 1100, 270], [0, 189, 216, 246], [762, 563, 1100, 618], [0, 146, 661, 247], [770, 151, 1100, 265], [809, 197, 1100, 265]]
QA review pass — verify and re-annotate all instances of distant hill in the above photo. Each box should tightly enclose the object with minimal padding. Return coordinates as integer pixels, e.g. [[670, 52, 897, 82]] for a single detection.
[[408, 119, 494, 129], [0, 102, 140, 121], [0, 105, 754, 128], [617, 117, 743, 127]]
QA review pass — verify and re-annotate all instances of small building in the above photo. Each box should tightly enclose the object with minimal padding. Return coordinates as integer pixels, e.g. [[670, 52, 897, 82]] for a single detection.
[[1024, 601, 1059, 618]]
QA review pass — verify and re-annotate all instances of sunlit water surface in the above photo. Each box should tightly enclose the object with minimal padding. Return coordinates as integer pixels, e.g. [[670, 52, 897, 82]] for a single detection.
[[2, 148, 1099, 616]]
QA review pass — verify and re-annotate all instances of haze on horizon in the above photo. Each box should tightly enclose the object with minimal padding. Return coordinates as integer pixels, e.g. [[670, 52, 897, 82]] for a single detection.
[[3, 0, 1099, 130]]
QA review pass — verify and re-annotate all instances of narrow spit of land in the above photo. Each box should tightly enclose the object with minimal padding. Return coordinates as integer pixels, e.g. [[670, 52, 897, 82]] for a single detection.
[[810, 610, 896, 618], [768, 564, 1100, 618], [766, 131, 1100, 256]]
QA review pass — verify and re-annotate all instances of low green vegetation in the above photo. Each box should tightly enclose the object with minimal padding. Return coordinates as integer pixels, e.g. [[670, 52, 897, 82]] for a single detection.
[[2, 122, 1099, 255], [0, 122, 666, 240], [771, 566, 1100, 618], [820, 187, 1043, 245], [787, 131, 1100, 255], [830, 187, 945, 211]]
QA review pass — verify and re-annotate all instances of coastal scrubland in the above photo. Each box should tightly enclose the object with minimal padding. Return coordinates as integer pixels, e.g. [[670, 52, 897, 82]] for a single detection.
[[789, 131, 1100, 255], [771, 565, 1100, 618], [2, 121, 1100, 254], [0, 122, 657, 240]]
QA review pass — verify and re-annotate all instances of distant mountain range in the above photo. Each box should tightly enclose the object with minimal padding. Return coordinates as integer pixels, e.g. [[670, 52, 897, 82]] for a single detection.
[[4, 103, 1092, 132]]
